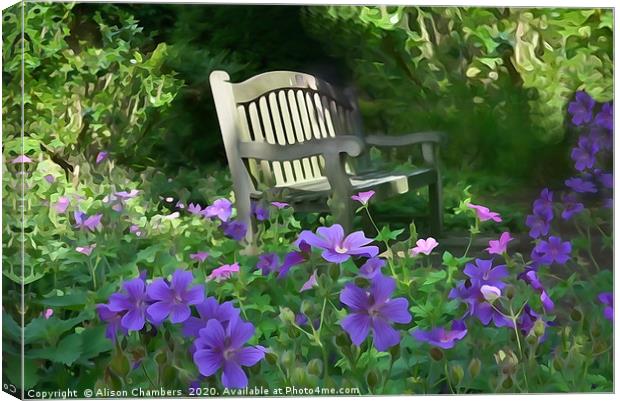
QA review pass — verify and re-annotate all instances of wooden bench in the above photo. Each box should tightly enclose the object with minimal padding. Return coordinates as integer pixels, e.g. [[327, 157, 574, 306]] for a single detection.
[[210, 70, 446, 240]]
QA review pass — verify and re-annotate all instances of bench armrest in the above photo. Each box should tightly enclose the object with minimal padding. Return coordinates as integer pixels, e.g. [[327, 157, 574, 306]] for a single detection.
[[365, 131, 447, 147], [238, 135, 364, 161]]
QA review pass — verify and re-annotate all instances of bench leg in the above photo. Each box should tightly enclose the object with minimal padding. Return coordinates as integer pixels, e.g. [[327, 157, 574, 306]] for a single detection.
[[330, 195, 354, 233], [235, 189, 254, 243], [429, 180, 443, 237]]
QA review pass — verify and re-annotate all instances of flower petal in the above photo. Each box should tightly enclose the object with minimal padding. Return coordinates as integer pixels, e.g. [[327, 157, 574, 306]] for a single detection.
[[339, 283, 369, 310], [221, 361, 248, 389], [371, 318, 400, 351], [193, 349, 223, 377], [341, 313, 371, 346], [235, 346, 265, 367], [379, 298, 411, 324]]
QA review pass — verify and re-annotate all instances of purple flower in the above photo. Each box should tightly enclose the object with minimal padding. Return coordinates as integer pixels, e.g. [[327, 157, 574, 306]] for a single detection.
[[256, 253, 279, 276], [107, 278, 150, 331], [271, 202, 289, 209], [561, 193, 584, 220], [532, 236, 571, 265], [568, 91, 595, 125], [96, 151, 108, 164], [146, 270, 205, 324], [182, 297, 240, 337], [190, 252, 209, 263], [518, 269, 544, 292], [449, 281, 513, 328], [221, 221, 247, 241], [467, 203, 502, 222], [411, 320, 467, 349], [54, 196, 70, 213], [340, 275, 411, 351], [277, 242, 311, 279], [11, 155, 32, 164], [208, 263, 240, 282], [565, 177, 597, 193], [297, 224, 379, 263], [251, 202, 270, 221], [74, 210, 103, 232], [351, 190, 375, 205], [517, 305, 552, 342], [595, 102, 613, 131], [598, 292, 613, 321], [300, 270, 319, 292], [204, 199, 233, 222], [410, 237, 439, 256], [480, 285, 502, 303], [295, 313, 308, 326], [525, 211, 552, 239], [359, 257, 385, 279], [97, 304, 127, 341], [114, 189, 140, 200], [598, 172, 613, 189], [188, 203, 204, 216], [463, 259, 508, 290], [571, 137, 599, 171], [589, 127, 613, 151], [533, 188, 554, 218], [130, 224, 143, 237], [44, 174, 55, 183], [76, 244, 96, 256], [486, 232, 513, 255], [540, 290, 554, 313], [192, 317, 265, 388]]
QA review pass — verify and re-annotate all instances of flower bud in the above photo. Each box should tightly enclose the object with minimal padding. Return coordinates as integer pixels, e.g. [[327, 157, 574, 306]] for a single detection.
[[366, 370, 380, 390], [329, 264, 340, 281], [533, 319, 546, 338], [307, 358, 323, 376], [526, 333, 538, 345], [280, 350, 295, 369], [300, 300, 313, 315], [468, 358, 481, 378], [553, 357, 563, 371], [591, 322, 601, 338], [570, 308, 583, 322], [450, 364, 464, 384], [481, 285, 501, 303], [265, 352, 278, 365], [291, 367, 308, 386], [430, 347, 444, 361], [279, 307, 295, 325], [504, 285, 516, 300]]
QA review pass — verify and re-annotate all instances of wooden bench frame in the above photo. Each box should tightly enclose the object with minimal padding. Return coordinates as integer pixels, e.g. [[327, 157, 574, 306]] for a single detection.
[[210, 70, 446, 241]]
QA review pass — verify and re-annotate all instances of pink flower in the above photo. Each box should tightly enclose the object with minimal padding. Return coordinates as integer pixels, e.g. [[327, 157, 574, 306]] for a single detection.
[[44, 174, 55, 183], [76, 244, 96, 256], [486, 232, 513, 255], [351, 190, 375, 205], [11, 155, 32, 164], [271, 202, 289, 209], [190, 251, 209, 263], [203, 199, 232, 222], [480, 285, 502, 303], [208, 263, 239, 282], [129, 225, 143, 237], [300, 270, 318, 292], [43, 309, 54, 319], [96, 151, 108, 164], [410, 237, 439, 256], [467, 203, 502, 222], [54, 196, 70, 213]]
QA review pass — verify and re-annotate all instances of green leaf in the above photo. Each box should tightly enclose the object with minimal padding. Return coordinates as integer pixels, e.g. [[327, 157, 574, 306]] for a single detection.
[[421, 270, 446, 286], [28, 333, 83, 365], [375, 225, 404, 242]]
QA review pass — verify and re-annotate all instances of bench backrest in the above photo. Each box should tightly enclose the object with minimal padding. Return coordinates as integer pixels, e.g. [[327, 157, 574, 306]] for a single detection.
[[210, 70, 364, 192]]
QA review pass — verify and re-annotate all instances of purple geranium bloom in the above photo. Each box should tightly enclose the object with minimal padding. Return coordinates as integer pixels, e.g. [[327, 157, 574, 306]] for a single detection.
[[571, 137, 599, 171], [182, 297, 240, 337], [359, 257, 386, 279], [204, 198, 233, 222], [44, 174, 55, 183], [256, 253, 280, 276], [76, 244, 96, 256], [271, 201, 289, 209], [561, 192, 584, 220], [532, 236, 571, 265], [565, 177, 597, 193], [540, 290, 554, 313], [114, 189, 140, 200], [595, 102, 613, 131], [568, 91, 595, 125], [146, 270, 205, 324], [533, 188, 554, 218], [11, 155, 33, 164], [467, 203, 502, 222], [220, 220, 247, 241], [448, 281, 513, 328], [411, 320, 468, 349], [297, 224, 379, 264], [598, 292, 613, 321], [277, 241, 311, 279], [129, 224, 143, 237], [97, 304, 127, 341], [192, 317, 265, 388], [54, 196, 70, 213], [486, 232, 513, 255], [74, 210, 103, 232], [351, 190, 375, 205], [190, 252, 209, 263], [519, 269, 544, 292], [463, 259, 509, 289], [525, 212, 552, 239], [188, 203, 204, 215], [340, 275, 411, 351], [300, 270, 319, 292], [517, 305, 552, 342], [295, 313, 308, 326], [251, 202, 270, 221], [598, 172, 613, 189], [107, 278, 150, 331], [96, 151, 108, 164]]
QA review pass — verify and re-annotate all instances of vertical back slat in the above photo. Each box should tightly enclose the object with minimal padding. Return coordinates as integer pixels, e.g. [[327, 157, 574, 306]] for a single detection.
[[248, 101, 274, 184], [269, 92, 296, 184], [259, 96, 285, 185]]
